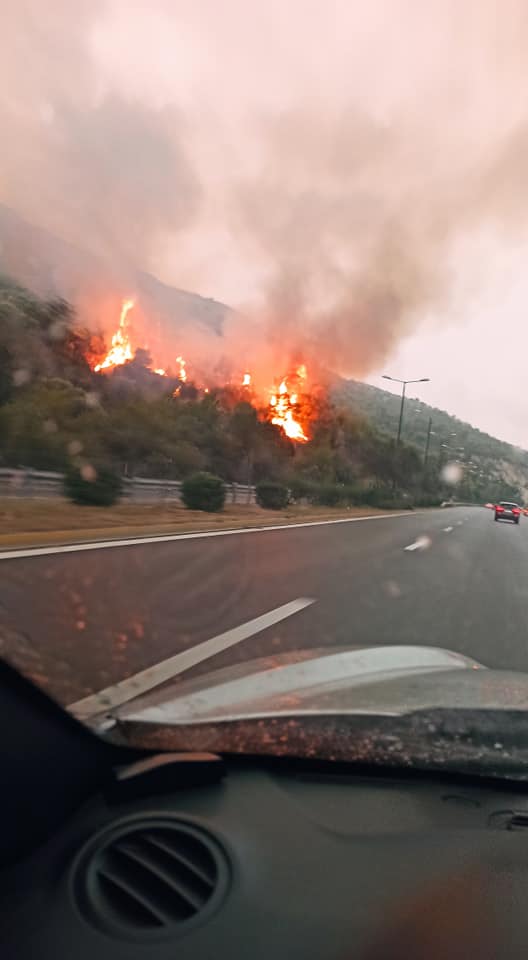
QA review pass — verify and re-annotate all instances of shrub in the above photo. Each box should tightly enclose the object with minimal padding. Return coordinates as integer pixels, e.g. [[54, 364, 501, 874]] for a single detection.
[[64, 464, 123, 506], [312, 483, 343, 507], [339, 484, 363, 506], [362, 485, 393, 507], [413, 494, 442, 508], [361, 485, 412, 511], [181, 471, 225, 512], [256, 481, 289, 510], [287, 476, 316, 503]]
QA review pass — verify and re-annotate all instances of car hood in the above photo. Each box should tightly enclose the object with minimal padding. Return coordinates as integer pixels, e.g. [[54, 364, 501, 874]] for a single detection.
[[113, 644, 528, 728]]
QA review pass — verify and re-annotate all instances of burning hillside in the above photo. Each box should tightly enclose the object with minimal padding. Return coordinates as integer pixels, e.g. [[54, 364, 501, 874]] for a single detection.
[[92, 298, 314, 442], [269, 365, 309, 442], [94, 298, 134, 372]]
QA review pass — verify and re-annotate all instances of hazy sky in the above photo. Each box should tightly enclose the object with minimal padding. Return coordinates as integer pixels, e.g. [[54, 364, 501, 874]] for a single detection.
[[3, 1, 528, 445]]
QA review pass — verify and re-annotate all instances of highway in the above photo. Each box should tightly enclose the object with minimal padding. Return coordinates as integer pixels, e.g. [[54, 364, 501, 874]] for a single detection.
[[1, 506, 528, 713]]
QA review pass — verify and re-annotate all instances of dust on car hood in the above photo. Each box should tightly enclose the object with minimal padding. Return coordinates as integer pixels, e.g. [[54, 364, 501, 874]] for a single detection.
[[113, 644, 528, 727]]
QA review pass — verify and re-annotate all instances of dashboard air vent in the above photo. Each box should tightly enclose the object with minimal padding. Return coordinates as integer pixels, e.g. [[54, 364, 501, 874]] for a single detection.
[[73, 816, 230, 939]]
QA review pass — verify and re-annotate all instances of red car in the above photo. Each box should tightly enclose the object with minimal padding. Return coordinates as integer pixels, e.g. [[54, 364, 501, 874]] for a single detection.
[[494, 501, 521, 524]]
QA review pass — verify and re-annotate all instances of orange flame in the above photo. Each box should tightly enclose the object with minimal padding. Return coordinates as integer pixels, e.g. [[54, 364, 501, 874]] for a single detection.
[[176, 356, 187, 382], [269, 370, 309, 442], [94, 299, 135, 372]]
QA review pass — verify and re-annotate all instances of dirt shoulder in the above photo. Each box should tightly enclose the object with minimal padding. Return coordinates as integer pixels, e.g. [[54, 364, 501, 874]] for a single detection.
[[0, 498, 407, 549]]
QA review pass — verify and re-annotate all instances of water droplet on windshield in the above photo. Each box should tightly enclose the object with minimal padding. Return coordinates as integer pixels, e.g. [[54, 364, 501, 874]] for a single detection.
[[385, 580, 401, 598], [80, 463, 97, 482], [441, 461, 463, 485], [13, 368, 30, 386]]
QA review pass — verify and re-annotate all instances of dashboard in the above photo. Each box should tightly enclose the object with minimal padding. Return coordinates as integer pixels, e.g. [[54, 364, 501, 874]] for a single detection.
[[2, 660, 528, 959], [4, 755, 528, 958]]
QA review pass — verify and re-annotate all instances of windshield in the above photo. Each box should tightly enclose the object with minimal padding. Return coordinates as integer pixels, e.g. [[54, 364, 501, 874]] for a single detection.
[[2, 1, 528, 775]]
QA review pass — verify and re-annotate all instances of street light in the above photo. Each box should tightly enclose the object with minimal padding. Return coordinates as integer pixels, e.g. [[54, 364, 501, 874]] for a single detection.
[[382, 375, 430, 445], [424, 417, 434, 468]]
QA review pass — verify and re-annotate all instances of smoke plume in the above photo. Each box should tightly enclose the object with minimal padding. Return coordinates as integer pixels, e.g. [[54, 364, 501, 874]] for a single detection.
[[0, 1, 200, 273], [3, 1, 528, 386], [227, 100, 528, 377]]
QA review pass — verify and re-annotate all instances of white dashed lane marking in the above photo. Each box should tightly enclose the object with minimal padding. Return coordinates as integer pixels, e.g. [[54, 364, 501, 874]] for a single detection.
[[404, 536, 432, 552]]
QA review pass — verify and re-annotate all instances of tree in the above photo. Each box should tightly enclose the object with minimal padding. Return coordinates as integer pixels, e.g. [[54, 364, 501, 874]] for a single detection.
[[0, 379, 91, 470], [230, 401, 260, 494], [0, 344, 13, 405]]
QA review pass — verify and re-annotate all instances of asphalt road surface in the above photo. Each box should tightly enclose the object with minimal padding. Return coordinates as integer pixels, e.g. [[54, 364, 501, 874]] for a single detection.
[[1, 506, 528, 711]]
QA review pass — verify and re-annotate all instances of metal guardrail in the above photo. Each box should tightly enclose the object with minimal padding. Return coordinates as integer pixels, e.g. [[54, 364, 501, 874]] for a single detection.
[[0, 468, 256, 504]]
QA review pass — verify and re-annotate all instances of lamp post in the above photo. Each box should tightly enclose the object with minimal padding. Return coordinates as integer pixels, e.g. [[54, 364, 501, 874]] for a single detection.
[[424, 416, 433, 467], [382, 375, 430, 446]]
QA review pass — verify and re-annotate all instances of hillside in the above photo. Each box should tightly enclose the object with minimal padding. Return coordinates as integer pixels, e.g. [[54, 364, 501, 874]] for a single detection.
[[0, 204, 231, 337], [334, 378, 528, 500], [2, 204, 527, 502]]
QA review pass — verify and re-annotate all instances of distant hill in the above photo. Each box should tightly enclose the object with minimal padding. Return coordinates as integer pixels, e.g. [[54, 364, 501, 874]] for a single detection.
[[0, 204, 232, 338], [334, 377, 528, 498], [2, 203, 527, 498]]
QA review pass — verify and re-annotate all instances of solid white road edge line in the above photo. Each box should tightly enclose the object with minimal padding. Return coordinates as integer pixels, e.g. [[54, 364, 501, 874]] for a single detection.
[[0, 512, 417, 561], [69, 597, 315, 720]]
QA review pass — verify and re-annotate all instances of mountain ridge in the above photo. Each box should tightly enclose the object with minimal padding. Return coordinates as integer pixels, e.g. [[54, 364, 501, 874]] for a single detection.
[[1, 203, 526, 495], [334, 377, 528, 498], [0, 203, 231, 338]]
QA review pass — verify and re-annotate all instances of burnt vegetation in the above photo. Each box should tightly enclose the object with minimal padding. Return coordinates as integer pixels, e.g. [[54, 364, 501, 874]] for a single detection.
[[0, 277, 522, 509]]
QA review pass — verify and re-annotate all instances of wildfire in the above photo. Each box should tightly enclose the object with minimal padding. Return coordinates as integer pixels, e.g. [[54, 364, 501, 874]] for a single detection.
[[93, 299, 187, 382], [94, 299, 135, 372], [92, 301, 312, 444], [269, 370, 309, 442], [176, 356, 187, 382]]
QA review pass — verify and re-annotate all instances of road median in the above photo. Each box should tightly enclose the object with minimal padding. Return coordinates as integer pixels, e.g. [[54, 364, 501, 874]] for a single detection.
[[0, 498, 407, 550]]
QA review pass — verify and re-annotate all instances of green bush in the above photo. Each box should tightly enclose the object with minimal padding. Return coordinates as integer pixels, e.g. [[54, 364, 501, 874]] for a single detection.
[[64, 465, 123, 506], [362, 485, 392, 506], [413, 494, 442, 508], [339, 484, 363, 506], [287, 476, 316, 503], [312, 483, 344, 507], [361, 485, 412, 511], [181, 471, 225, 512], [256, 481, 289, 510]]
